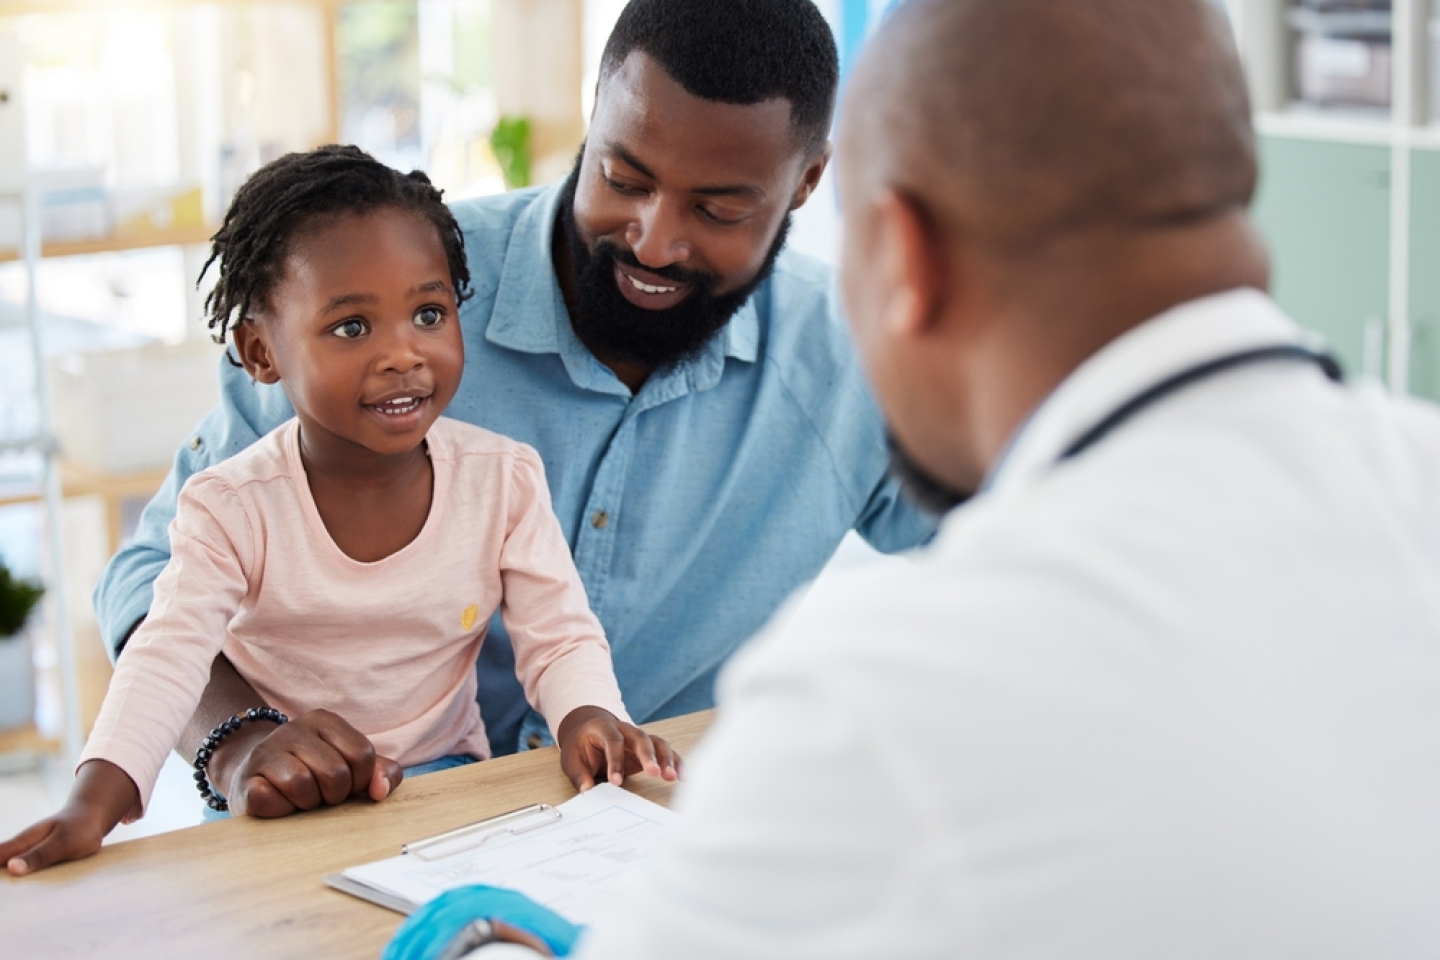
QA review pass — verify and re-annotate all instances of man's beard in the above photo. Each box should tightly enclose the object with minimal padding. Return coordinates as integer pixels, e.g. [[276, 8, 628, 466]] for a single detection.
[[556, 160, 792, 371], [887, 432, 971, 517]]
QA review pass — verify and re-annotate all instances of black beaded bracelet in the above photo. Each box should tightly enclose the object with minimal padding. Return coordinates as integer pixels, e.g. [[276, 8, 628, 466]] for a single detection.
[[192, 706, 288, 811]]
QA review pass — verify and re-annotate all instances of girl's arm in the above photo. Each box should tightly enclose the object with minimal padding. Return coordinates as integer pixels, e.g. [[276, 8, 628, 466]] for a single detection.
[[4, 474, 257, 877], [497, 449, 679, 790], [1, 760, 139, 875], [78, 473, 256, 822]]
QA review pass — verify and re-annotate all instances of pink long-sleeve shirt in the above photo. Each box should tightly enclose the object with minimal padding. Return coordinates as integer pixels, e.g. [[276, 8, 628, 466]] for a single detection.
[[81, 417, 630, 816]]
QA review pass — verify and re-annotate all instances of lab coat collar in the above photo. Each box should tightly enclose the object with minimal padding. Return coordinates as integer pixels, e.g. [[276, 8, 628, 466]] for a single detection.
[[983, 288, 1309, 494]]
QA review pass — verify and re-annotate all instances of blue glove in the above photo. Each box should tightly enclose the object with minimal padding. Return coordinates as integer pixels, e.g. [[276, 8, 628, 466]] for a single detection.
[[384, 885, 584, 959]]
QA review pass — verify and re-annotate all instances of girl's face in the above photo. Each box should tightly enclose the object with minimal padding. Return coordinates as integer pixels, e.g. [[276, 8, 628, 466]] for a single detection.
[[233, 207, 464, 462]]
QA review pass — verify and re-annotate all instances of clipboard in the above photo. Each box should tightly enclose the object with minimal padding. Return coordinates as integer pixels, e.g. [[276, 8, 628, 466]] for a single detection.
[[324, 802, 563, 913], [325, 784, 681, 921], [402, 803, 562, 861]]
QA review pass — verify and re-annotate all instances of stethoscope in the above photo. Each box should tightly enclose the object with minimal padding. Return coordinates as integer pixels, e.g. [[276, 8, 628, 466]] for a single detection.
[[1058, 343, 1345, 462]]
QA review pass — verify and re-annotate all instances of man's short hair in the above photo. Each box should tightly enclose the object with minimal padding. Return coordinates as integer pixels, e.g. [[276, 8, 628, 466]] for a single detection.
[[599, 0, 839, 154]]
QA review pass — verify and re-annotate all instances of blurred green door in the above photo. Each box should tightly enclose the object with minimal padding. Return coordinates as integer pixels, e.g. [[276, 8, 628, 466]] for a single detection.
[[1252, 137, 1391, 380], [1409, 151, 1440, 401]]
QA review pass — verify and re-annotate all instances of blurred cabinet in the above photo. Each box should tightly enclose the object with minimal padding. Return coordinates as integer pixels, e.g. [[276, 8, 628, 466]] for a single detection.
[[0, 0, 340, 267], [1231, 0, 1440, 400], [1253, 138, 1392, 380], [1408, 150, 1440, 398]]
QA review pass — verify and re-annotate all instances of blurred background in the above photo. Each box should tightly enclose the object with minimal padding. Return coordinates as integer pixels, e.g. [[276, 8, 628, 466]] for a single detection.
[[2, 0, 1439, 837]]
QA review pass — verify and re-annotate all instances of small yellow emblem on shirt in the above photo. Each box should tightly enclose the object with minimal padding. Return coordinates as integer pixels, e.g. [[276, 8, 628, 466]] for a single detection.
[[460, 604, 479, 632]]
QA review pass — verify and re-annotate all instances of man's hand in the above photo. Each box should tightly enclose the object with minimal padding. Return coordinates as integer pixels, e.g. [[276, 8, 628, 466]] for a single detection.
[[1, 760, 138, 876], [556, 706, 682, 792], [490, 919, 556, 954], [207, 708, 404, 817]]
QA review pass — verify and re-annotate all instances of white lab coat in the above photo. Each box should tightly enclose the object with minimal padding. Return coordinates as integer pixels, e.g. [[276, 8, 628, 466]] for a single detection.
[[493, 289, 1440, 959]]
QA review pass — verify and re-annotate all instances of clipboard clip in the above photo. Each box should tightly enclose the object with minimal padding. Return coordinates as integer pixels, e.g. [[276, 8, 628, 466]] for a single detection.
[[402, 803, 562, 861]]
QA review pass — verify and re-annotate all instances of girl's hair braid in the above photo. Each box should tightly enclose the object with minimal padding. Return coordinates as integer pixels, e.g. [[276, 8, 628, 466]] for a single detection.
[[200, 144, 473, 351]]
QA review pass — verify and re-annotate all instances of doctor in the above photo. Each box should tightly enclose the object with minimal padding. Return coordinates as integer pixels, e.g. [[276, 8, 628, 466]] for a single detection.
[[435, 0, 1440, 955]]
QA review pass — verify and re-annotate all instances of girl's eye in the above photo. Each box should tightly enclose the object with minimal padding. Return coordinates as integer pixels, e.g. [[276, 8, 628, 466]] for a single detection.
[[332, 319, 367, 339], [414, 306, 445, 329]]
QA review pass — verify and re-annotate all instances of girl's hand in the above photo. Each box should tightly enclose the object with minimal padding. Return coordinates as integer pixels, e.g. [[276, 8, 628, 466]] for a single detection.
[[556, 706, 682, 792], [1, 759, 138, 876]]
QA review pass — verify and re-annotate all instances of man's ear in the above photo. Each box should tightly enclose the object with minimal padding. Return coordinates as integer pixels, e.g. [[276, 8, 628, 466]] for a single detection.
[[789, 144, 833, 210], [230, 318, 282, 385], [873, 187, 946, 340]]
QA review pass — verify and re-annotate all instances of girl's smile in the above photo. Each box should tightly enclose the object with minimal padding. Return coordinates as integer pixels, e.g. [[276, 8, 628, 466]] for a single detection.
[[230, 206, 464, 476], [364, 391, 436, 430]]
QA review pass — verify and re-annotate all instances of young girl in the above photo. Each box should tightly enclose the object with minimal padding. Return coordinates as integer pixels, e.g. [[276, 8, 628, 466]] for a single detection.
[[2, 145, 676, 876]]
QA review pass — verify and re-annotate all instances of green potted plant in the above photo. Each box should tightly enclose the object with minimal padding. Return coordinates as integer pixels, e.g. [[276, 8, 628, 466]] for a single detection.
[[489, 115, 532, 190], [0, 560, 43, 731]]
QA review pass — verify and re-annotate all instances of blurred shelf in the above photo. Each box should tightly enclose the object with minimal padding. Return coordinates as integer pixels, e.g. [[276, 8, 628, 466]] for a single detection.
[[1286, 6, 1393, 36], [0, 222, 216, 264], [0, 0, 338, 15], [1256, 107, 1397, 145], [0, 721, 57, 759], [0, 461, 169, 555], [1410, 126, 1440, 150], [0, 459, 170, 508]]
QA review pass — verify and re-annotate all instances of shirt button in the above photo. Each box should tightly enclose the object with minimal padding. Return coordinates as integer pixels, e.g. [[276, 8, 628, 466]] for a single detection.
[[591, 510, 609, 529], [189, 436, 203, 451], [525, 733, 544, 750]]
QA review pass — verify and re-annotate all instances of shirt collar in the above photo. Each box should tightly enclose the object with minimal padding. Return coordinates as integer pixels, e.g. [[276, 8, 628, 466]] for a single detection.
[[482, 182, 761, 375], [983, 288, 1310, 494]]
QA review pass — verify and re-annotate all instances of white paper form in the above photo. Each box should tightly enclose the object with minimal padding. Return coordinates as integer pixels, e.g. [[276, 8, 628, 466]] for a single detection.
[[340, 784, 680, 925]]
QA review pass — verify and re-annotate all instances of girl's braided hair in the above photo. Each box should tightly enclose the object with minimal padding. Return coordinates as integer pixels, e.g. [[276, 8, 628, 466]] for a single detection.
[[200, 144, 473, 349]]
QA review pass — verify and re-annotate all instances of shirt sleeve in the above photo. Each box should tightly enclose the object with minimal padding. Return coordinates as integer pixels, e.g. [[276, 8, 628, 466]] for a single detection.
[[91, 353, 293, 662], [79, 472, 257, 819], [499, 447, 631, 735]]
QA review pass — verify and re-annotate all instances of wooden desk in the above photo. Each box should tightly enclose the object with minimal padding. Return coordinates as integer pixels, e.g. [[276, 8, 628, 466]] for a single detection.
[[4, 710, 715, 959]]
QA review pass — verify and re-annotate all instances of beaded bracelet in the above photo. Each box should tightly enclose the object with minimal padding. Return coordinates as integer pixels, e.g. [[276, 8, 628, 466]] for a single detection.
[[192, 706, 288, 811]]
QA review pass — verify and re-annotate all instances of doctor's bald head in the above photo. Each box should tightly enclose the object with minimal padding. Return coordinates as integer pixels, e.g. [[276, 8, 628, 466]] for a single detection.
[[837, 0, 1270, 507], [841, 0, 1256, 252]]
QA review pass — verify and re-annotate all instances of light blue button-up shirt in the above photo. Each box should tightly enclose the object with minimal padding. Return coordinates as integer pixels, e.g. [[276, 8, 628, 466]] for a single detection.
[[94, 183, 936, 755]]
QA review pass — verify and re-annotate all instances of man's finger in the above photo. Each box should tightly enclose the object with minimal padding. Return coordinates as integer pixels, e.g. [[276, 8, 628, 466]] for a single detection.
[[238, 774, 299, 819], [256, 751, 326, 811], [311, 712, 379, 790], [288, 737, 355, 806], [368, 756, 404, 803], [490, 919, 557, 955]]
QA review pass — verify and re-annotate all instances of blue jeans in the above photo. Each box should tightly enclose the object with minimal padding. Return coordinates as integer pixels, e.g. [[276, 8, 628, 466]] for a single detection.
[[202, 753, 479, 821]]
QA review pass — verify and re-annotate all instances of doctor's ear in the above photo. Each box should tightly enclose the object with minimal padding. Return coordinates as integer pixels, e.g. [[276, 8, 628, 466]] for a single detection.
[[872, 187, 948, 340], [231, 318, 282, 385]]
